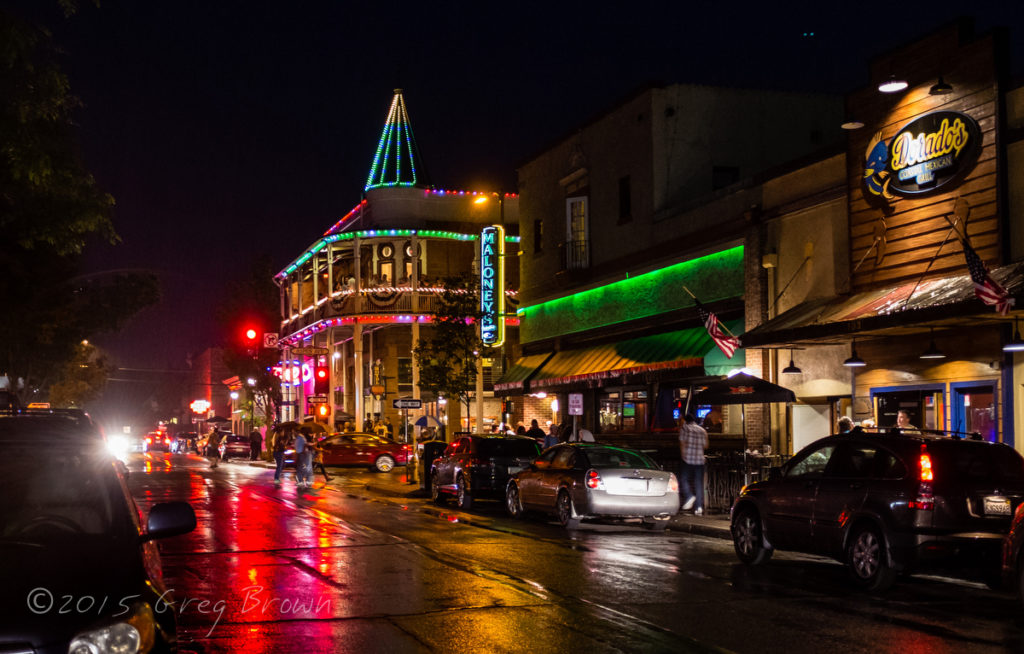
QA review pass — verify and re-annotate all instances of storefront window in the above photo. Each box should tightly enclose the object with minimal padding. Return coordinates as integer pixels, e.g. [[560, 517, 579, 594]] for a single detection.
[[872, 387, 944, 430], [953, 383, 997, 441], [599, 389, 647, 432], [599, 391, 621, 431]]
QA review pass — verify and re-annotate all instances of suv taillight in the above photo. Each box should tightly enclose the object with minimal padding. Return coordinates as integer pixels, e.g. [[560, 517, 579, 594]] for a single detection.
[[668, 473, 679, 493], [910, 447, 934, 511], [585, 469, 604, 490]]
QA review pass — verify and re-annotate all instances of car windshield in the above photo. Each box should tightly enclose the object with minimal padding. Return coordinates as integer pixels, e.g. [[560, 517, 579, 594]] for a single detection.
[[0, 446, 128, 547], [476, 439, 539, 458], [226, 435, 248, 443], [583, 446, 658, 469]]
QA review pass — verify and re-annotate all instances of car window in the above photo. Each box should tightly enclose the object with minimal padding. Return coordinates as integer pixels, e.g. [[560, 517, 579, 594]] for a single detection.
[[870, 448, 907, 479], [931, 442, 1024, 483], [785, 444, 835, 479], [825, 443, 877, 479], [476, 438, 540, 458], [581, 446, 657, 469], [533, 447, 560, 469], [551, 448, 575, 470], [456, 438, 472, 454]]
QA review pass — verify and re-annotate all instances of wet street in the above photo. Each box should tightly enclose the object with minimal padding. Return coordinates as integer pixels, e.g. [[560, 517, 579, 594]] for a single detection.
[[129, 452, 1024, 653]]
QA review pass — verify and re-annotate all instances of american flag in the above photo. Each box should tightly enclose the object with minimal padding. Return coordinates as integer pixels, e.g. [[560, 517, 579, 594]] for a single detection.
[[961, 239, 1014, 315], [695, 299, 741, 358]]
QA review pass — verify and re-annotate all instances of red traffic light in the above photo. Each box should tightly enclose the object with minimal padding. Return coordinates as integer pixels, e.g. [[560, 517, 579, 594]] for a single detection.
[[243, 327, 259, 343], [313, 365, 329, 394]]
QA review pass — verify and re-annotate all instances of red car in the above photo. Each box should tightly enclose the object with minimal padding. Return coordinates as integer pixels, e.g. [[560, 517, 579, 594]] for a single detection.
[[143, 431, 171, 452], [287, 432, 411, 472]]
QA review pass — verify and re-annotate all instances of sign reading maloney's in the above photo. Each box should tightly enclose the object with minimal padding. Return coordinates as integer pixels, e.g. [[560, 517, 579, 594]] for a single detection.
[[479, 224, 505, 346], [863, 110, 981, 201]]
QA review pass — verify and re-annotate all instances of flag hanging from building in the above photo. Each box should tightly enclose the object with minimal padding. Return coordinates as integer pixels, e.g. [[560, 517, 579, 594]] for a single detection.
[[695, 299, 741, 358], [961, 239, 1014, 315]]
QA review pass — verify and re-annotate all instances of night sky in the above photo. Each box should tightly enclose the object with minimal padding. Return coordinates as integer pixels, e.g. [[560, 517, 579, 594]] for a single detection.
[[7, 0, 1024, 373]]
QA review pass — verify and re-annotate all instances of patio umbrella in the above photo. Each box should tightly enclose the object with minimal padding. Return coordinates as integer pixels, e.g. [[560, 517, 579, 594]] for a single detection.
[[414, 415, 443, 428], [301, 420, 328, 434], [690, 373, 796, 406], [273, 421, 300, 432]]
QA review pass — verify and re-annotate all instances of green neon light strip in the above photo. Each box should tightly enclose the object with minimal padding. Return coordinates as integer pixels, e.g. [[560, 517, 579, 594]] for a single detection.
[[279, 231, 520, 277], [517, 246, 744, 344]]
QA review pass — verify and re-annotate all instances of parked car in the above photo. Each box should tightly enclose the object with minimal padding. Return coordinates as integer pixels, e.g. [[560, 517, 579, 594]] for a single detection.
[[0, 412, 196, 651], [505, 443, 679, 529], [731, 429, 1024, 591], [219, 434, 251, 460], [142, 431, 171, 452], [285, 433, 410, 472], [431, 435, 540, 509]]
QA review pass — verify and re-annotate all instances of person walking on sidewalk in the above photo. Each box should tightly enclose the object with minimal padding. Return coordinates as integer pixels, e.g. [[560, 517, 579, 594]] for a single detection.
[[679, 413, 708, 516], [310, 437, 331, 483], [294, 428, 312, 489], [272, 426, 291, 486], [249, 429, 263, 461]]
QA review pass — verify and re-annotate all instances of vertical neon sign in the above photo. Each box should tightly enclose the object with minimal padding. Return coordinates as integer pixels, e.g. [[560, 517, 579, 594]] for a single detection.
[[480, 224, 505, 346]]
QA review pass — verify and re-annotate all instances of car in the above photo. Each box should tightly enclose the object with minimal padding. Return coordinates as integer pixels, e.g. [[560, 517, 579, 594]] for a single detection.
[[731, 428, 1024, 591], [171, 431, 198, 453], [0, 409, 196, 652], [142, 431, 171, 452], [286, 432, 410, 472], [431, 435, 540, 509], [505, 443, 680, 529], [219, 434, 251, 460]]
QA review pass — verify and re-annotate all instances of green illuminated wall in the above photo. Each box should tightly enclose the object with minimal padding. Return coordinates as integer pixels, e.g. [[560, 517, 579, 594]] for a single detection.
[[518, 246, 744, 343]]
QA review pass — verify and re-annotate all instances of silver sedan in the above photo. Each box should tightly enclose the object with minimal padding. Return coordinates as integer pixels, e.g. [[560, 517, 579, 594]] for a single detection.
[[505, 443, 680, 530]]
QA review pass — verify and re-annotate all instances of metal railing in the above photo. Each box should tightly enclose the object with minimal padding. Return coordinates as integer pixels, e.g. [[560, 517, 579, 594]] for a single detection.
[[703, 453, 786, 514]]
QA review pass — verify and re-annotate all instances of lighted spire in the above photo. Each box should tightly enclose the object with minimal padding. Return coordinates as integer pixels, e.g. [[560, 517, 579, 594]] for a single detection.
[[364, 89, 430, 191]]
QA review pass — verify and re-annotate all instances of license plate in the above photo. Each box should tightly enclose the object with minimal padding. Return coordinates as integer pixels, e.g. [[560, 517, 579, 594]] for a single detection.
[[624, 479, 647, 493], [984, 497, 1011, 515], [507, 466, 522, 475]]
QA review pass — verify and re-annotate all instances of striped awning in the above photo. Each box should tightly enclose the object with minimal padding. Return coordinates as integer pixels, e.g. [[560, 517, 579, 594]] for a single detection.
[[494, 352, 554, 392], [529, 327, 714, 388]]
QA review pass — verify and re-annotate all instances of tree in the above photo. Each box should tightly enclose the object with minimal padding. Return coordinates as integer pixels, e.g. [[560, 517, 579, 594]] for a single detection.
[[217, 254, 282, 428], [414, 273, 483, 422], [47, 340, 112, 408], [0, 9, 159, 402]]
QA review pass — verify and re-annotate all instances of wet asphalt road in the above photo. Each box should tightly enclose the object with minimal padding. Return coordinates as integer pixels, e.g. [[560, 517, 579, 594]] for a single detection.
[[128, 452, 1024, 653]]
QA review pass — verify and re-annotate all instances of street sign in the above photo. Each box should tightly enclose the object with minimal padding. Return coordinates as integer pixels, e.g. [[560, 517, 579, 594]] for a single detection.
[[568, 393, 583, 416], [292, 347, 328, 356], [263, 333, 279, 348], [307, 395, 328, 404], [393, 398, 423, 409]]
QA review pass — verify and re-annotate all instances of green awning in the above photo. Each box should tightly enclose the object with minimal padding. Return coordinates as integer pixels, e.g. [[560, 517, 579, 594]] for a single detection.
[[530, 327, 719, 388], [494, 352, 554, 392]]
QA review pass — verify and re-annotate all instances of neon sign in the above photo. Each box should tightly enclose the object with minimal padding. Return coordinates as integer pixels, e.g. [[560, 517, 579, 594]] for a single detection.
[[479, 224, 505, 346]]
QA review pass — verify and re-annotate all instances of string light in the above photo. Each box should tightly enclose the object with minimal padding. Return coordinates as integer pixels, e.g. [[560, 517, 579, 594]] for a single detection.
[[280, 314, 519, 346], [365, 90, 421, 191]]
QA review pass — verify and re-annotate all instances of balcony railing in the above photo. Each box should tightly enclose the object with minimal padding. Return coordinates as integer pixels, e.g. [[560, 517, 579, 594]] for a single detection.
[[559, 239, 590, 271]]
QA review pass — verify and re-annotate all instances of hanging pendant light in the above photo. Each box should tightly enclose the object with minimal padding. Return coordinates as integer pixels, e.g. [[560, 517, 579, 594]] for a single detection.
[[920, 328, 946, 359], [878, 75, 908, 93], [929, 76, 953, 95], [1004, 317, 1024, 352], [782, 349, 802, 374], [843, 339, 866, 367]]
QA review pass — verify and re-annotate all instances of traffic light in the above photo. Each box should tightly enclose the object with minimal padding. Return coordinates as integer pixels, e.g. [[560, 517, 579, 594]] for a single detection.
[[313, 365, 329, 395], [242, 326, 260, 356], [317, 404, 331, 419]]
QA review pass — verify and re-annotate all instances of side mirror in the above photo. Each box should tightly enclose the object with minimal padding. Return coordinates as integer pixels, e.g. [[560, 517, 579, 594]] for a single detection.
[[141, 501, 196, 543], [767, 466, 782, 481]]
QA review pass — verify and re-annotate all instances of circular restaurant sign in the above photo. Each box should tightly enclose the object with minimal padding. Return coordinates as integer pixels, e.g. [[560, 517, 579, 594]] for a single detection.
[[863, 110, 981, 201]]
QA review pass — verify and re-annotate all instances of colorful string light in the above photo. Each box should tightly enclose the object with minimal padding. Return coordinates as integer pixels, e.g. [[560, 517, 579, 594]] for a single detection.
[[364, 90, 421, 191]]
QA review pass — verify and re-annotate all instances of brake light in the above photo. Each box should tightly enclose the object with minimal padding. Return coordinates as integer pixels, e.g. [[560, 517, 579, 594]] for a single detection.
[[911, 446, 935, 511], [146, 437, 153, 444], [668, 473, 679, 493], [585, 469, 603, 490]]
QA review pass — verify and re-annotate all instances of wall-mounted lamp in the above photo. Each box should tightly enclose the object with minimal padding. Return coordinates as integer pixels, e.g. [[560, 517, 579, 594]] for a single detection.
[[1004, 317, 1024, 352], [782, 349, 802, 374], [843, 339, 866, 367], [878, 75, 908, 93], [929, 76, 953, 96], [919, 328, 946, 359]]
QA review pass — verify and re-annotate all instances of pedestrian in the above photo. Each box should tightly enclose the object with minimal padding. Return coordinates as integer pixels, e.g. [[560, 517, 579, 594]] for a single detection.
[[543, 422, 560, 449], [577, 428, 595, 442], [294, 428, 312, 489], [837, 416, 854, 434], [515, 424, 526, 435], [311, 437, 331, 482], [383, 416, 394, 439], [206, 428, 223, 469], [678, 413, 708, 516], [272, 426, 290, 486], [525, 419, 545, 444], [363, 416, 374, 432], [249, 429, 262, 460]]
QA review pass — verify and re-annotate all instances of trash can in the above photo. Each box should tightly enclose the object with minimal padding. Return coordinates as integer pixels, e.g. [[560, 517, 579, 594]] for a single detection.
[[419, 440, 447, 492]]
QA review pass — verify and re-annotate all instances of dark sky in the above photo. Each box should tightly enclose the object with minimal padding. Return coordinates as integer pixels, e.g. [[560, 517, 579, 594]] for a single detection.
[[8, 0, 1024, 372]]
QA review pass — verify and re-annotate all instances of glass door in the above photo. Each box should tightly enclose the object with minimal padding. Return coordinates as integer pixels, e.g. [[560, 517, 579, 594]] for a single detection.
[[951, 383, 997, 441]]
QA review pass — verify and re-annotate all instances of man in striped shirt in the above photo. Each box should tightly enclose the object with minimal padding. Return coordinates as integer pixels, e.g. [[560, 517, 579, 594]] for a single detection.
[[679, 413, 709, 516]]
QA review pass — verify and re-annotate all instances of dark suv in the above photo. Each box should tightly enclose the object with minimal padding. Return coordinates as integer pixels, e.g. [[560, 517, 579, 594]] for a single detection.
[[0, 408, 196, 651], [431, 435, 541, 509], [731, 428, 1024, 590]]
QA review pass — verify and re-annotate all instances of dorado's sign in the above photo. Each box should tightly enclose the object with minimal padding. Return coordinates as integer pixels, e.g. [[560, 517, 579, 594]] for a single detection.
[[479, 225, 505, 346], [863, 110, 981, 201]]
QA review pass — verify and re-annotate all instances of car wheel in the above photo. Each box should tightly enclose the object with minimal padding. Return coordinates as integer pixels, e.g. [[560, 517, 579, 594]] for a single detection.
[[846, 523, 896, 591], [556, 490, 580, 529], [431, 472, 445, 505], [374, 455, 395, 473], [732, 507, 773, 565], [641, 517, 669, 531], [506, 483, 523, 518], [456, 474, 473, 510]]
